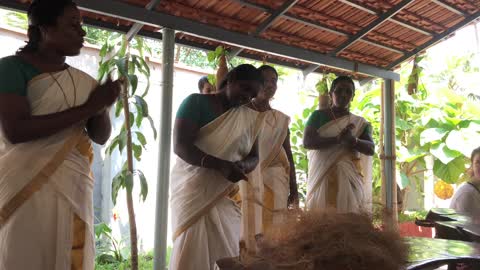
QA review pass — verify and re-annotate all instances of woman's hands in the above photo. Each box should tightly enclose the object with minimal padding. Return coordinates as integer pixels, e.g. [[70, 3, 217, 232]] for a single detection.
[[86, 78, 122, 113], [338, 124, 357, 147], [219, 160, 248, 183]]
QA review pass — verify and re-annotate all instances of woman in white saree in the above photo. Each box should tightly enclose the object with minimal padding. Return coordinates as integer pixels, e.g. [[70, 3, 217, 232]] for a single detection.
[[169, 64, 266, 270], [0, 1, 121, 269], [303, 76, 374, 213], [240, 65, 298, 253], [450, 147, 480, 220]]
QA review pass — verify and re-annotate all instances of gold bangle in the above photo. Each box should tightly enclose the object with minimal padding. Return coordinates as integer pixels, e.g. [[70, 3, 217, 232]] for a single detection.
[[200, 155, 209, 167], [353, 137, 359, 146]]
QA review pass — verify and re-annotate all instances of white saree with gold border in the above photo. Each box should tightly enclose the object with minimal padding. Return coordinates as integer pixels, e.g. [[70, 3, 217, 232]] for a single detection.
[[306, 114, 372, 213], [169, 106, 265, 270], [0, 67, 97, 270], [239, 109, 290, 253]]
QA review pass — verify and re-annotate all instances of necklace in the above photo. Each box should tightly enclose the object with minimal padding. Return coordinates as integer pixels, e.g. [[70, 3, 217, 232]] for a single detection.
[[250, 99, 271, 112], [50, 69, 76, 108], [330, 106, 351, 134]]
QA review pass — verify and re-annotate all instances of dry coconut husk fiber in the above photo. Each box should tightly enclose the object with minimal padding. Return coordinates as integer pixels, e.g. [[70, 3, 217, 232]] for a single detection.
[[216, 209, 409, 270]]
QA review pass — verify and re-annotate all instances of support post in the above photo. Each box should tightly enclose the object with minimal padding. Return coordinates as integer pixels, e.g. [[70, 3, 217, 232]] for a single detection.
[[383, 79, 398, 228], [153, 27, 175, 270]]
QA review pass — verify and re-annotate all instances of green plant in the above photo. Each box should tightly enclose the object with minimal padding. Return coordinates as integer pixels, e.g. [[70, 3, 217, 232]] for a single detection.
[[98, 34, 156, 270], [206, 46, 229, 87], [95, 222, 127, 265], [289, 99, 318, 202], [3, 11, 27, 30], [315, 73, 336, 96], [95, 251, 154, 270]]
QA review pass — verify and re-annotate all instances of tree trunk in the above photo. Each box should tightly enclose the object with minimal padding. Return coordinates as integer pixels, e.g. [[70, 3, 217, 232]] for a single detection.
[[122, 57, 138, 270]]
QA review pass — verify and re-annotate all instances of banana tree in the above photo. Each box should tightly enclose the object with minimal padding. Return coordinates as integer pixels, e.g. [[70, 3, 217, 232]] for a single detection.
[[98, 34, 156, 270]]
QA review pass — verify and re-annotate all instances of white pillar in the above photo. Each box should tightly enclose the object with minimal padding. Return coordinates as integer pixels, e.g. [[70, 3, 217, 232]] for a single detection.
[[153, 28, 175, 270]]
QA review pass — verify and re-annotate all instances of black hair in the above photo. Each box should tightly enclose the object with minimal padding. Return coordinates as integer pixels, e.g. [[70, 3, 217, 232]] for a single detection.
[[19, 0, 76, 53], [218, 64, 264, 90], [330, 75, 355, 93], [258, 65, 278, 79], [198, 76, 210, 92], [471, 147, 480, 162]]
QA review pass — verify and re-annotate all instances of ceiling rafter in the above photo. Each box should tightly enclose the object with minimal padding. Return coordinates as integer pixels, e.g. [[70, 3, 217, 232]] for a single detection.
[[331, 0, 415, 55], [387, 9, 480, 69], [230, 0, 299, 58], [340, 0, 440, 35], [125, 0, 162, 41], [231, 0, 410, 54]]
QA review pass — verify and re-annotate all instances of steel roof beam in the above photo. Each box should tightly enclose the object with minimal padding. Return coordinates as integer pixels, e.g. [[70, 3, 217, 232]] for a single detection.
[[231, 0, 408, 54], [339, 0, 435, 36], [387, 10, 480, 69], [125, 0, 162, 41], [332, 0, 415, 55], [431, 0, 466, 16], [72, 0, 399, 80], [230, 0, 298, 58]]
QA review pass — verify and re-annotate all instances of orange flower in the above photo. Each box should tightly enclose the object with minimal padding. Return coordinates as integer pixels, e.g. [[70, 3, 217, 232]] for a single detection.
[[112, 209, 119, 221]]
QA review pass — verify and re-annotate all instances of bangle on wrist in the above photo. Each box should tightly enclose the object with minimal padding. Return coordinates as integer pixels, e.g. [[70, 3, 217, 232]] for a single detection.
[[352, 137, 359, 146], [200, 154, 209, 167]]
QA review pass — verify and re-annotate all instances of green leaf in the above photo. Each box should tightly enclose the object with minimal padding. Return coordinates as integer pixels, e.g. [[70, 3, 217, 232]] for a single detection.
[[147, 116, 157, 140], [135, 56, 150, 76], [99, 43, 109, 58], [118, 36, 127, 57], [430, 143, 462, 164], [137, 170, 148, 202], [141, 81, 150, 98], [107, 137, 119, 156], [127, 74, 138, 95], [97, 61, 110, 81], [129, 112, 135, 128], [111, 171, 125, 205], [136, 111, 144, 128], [132, 144, 142, 161], [215, 46, 224, 56], [128, 57, 136, 74], [420, 128, 448, 146], [125, 171, 134, 194], [445, 129, 480, 157], [134, 95, 149, 117], [399, 172, 410, 189], [207, 51, 216, 62], [115, 58, 128, 78], [207, 74, 216, 86], [433, 156, 466, 184], [135, 131, 147, 147], [302, 108, 311, 118], [291, 135, 297, 145], [94, 222, 112, 238], [119, 131, 127, 154], [396, 118, 413, 131], [115, 100, 123, 118]]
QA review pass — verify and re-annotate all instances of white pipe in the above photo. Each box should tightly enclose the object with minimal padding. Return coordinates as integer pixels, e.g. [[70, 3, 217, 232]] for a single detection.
[[153, 27, 175, 270], [383, 79, 398, 224]]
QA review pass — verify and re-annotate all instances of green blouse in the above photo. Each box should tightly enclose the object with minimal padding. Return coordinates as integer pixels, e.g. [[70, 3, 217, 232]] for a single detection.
[[306, 110, 371, 137], [176, 93, 219, 128], [0, 56, 41, 96]]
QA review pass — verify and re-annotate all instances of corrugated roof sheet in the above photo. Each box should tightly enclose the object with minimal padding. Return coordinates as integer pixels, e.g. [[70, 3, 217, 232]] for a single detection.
[[5, 0, 480, 78]]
